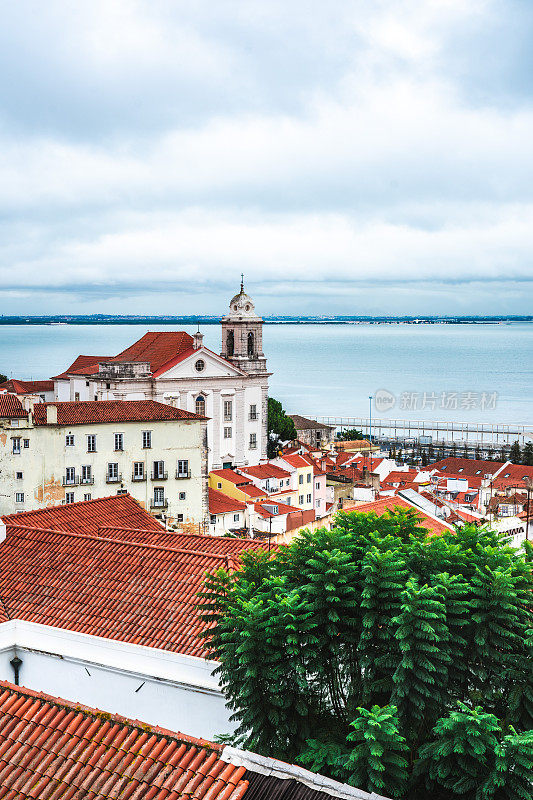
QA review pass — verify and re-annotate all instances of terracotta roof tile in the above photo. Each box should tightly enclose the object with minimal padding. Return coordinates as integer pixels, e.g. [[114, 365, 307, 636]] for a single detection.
[[209, 489, 247, 515], [111, 332, 194, 373], [428, 457, 505, 477], [31, 400, 205, 426], [2, 493, 163, 536], [51, 354, 110, 380], [1, 499, 268, 657], [0, 681, 248, 799], [238, 464, 291, 480], [0, 394, 27, 418], [350, 496, 452, 536], [0, 379, 54, 394]]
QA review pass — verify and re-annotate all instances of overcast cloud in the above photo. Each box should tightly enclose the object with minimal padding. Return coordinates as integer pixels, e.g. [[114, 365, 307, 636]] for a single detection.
[[1, 0, 532, 314]]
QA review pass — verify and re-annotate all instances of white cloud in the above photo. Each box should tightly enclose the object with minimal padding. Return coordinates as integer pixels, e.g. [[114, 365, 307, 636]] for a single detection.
[[0, 0, 531, 312]]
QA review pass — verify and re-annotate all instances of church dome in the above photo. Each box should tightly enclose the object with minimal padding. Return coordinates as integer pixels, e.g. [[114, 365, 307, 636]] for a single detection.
[[227, 279, 260, 319]]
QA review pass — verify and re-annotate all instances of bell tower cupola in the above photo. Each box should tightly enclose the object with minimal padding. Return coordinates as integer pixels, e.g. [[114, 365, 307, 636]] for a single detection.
[[220, 276, 267, 375]]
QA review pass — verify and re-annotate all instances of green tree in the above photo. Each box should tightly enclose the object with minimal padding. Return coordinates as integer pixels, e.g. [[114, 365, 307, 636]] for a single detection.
[[0, 373, 6, 384], [463, 443, 469, 459], [428, 443, 435, 461], [199, 512, 533, 799], [267, 397, 297, 458], [510, 441, 522, 464], [451, 442, 457, 457], [337, 428, 364, 441], [421, 450, 428, 467], [522, 442, 533, 466]]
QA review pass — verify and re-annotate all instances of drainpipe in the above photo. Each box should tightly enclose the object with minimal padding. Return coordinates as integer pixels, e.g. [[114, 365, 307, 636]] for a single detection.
[[10, 655, 22, 685]]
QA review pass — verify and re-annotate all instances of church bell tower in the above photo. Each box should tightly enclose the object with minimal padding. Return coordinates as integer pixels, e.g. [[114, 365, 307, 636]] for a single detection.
[[220, 277, 267, 375]]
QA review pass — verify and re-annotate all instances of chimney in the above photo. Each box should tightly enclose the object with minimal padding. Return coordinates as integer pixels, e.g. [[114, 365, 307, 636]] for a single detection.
[[46, 404, 58, 425], [193, 330, 204, 350], [22, 396, 36, 413]]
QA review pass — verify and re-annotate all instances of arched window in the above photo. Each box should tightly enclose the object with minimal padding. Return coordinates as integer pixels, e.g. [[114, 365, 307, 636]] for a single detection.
[[247, 331, 255, 356], [195, 395, 206, 416], [226, 330, 234, 357]]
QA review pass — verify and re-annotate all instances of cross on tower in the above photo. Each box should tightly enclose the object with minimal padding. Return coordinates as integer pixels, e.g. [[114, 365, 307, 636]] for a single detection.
[[240, 273, 244, 292]]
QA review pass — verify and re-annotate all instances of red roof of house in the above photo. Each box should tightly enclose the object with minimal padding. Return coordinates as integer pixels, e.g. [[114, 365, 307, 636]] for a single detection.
[[280, 453, 314, 469], [209, 488, 247, 514], [0, 394, 27, 418], [0, 378, 54, 394], [51, 354, 110, 380], [239, 484, 268, 499], [254, 499, 295, 518], [428, 457, 505, 477], [239, 464, 291, 480], [493, 463, 533, 486], [2, 493, 163, 536], [381, 471, 418, 487], [111, 331, 194, 372], [1, 513, 268, 657], [0, 681, 248, 799], [30, 400, 205, 425], [350, 496, 452, 536], [210, 469, 250, 485]]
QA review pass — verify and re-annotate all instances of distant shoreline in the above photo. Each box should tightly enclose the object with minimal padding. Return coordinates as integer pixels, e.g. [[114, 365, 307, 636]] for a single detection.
[[1, 316, 531, 326]]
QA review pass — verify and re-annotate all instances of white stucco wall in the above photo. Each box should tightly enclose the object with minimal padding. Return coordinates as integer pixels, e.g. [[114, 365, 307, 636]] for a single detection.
[[0, 415, 207, 525], [0, 620, 233, 739]]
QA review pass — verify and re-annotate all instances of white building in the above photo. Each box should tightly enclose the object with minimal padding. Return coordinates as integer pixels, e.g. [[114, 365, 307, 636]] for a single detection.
[[0, 495, 269, 739], [51, 283, 270, 471], [0, 395, 207, 527]]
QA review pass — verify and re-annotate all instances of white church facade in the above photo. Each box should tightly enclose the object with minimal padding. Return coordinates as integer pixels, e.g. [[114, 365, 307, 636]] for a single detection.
[[52, 283, 270, 470]]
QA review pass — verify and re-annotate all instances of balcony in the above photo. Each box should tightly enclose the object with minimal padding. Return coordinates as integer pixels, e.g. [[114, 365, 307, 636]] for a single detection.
[[80, 477, 94, 485], [132, 473, 146, 482], [150, 471, 168, 481], [106, 473, 122, 483], [175, 469, 191, 480], [62, 476, 80, 487], [151, 498, 168, 509]]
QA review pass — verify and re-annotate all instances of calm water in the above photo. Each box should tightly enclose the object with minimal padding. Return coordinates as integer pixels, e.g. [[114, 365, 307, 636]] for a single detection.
[[0, 323, 531, 424]]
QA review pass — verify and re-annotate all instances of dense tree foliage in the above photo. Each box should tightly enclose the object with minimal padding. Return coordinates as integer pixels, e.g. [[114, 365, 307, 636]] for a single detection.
[[267, 397, 297, 458], [336, 428, 365, 441], [199, 510, 533, 799]]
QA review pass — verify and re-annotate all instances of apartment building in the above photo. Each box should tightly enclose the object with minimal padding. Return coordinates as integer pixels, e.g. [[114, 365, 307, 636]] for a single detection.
[[0, 396, 207, 526]]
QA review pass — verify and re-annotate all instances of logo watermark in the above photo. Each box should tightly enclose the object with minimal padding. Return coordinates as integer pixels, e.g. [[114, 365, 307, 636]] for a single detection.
[[374, 389, 498, 413]]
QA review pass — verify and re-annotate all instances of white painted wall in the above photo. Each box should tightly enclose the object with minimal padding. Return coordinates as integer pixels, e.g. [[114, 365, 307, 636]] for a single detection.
[[0, 620, 234, 739], [0, 415, 207, 525]]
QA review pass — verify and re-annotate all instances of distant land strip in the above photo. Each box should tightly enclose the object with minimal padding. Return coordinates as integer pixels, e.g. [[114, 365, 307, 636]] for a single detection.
[[0, 315, 532, 325]]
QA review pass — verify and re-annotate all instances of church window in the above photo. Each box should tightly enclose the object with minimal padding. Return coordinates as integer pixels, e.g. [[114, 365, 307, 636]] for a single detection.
[[224, 427, 232, 439], [195, 395, 206, 416], [223, 400, 233, 421], [226, 330, 234, 356], [249, 433, 257, 449], [249, 404, 257, 420], [245, 305, 250, 311], [195, 359, 205, 372], [247, 331, 255, 356]]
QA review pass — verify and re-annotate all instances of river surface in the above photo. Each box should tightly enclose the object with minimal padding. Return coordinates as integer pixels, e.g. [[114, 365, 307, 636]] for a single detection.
[[0, 322, 531, 424]]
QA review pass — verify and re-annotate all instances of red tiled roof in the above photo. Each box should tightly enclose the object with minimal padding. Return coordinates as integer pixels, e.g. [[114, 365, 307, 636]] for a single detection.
[[2, 493, 163, 536], [210, 469, 250, 485], [31, 400, 205, 426], [280, 454, 313, 469], [428, 457, 505, 477], [350, 496, 452, 536], [493, 463, 533, 486], [112, 331, 194, 373], [51, 354, 110, 380], [254, 499, 294, 518], [0, 681, 249, 799], [239, 484, 268, 499], [0, 394, 27, 418], [0, 378, 54, 394], [239, 464, 291, 480], [209, 488, 247, 515], [0, 517, 268, 657]]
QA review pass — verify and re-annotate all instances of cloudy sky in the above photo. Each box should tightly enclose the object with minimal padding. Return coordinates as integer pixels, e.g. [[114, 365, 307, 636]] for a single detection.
[[1, 0, 532, 315]]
